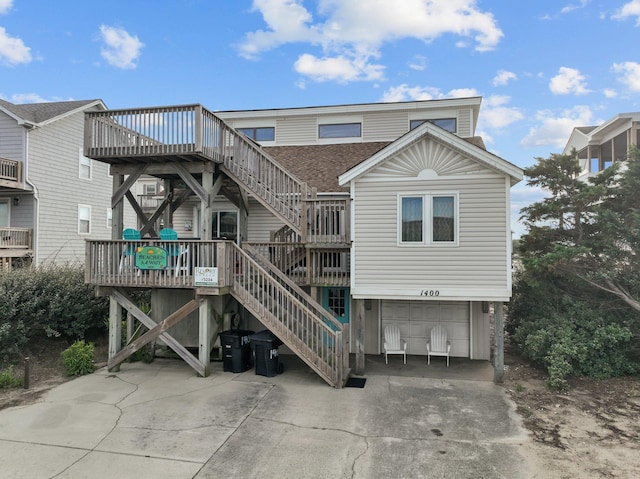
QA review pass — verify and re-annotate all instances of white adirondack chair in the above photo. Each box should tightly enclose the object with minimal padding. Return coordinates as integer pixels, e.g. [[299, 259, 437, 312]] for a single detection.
[[383, 325, 407, 364], [427, 325, 451, 366]]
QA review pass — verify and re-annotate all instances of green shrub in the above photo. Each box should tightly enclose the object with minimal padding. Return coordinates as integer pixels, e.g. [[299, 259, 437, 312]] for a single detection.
[[61, 340, 95, 376], [0, 366, 23, 389], [511, 292, 637, 389], [0, 264, 108, 362]]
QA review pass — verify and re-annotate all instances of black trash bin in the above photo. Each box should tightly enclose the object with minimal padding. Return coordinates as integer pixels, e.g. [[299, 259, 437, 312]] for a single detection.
[[219, 330, 254, 373], [250, 330, 284, 377]]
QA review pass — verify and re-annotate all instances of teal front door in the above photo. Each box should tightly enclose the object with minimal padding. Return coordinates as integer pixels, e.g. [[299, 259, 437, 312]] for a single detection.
[[322, 287, 350, 324]]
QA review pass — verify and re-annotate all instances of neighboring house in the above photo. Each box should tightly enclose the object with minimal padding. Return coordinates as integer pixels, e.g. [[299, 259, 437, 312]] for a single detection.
[[0, 99, 136, 270], [83, 97, 523, 387], [563, 112, 640, 180]]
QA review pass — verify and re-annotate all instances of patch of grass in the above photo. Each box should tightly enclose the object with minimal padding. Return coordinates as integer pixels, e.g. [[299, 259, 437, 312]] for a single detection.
[[0, 366, 23, 389], [515, 382, 525, 393]]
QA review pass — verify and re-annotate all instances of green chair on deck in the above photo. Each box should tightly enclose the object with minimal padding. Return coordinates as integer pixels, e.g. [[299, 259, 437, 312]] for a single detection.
[[119, 228, 141, 272]]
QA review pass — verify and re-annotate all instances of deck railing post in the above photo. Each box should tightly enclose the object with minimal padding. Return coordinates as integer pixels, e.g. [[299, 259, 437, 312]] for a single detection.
[[195, 105, 203, 154]]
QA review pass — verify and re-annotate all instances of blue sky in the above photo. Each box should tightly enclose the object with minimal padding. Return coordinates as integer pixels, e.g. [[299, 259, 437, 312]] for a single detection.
[[2, 0, 640, 236]]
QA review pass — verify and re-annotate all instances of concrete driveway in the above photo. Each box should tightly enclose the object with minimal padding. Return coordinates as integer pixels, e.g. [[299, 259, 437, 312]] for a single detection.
[[0, 357, 531, 479]]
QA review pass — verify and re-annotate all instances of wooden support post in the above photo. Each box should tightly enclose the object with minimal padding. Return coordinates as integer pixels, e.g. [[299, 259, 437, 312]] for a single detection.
[[493, 301, 505, 383], [199, 297, 212, 376], [108, 297, 122, 372], [354, 298, 365, 375], [201, 166, 213, 240]]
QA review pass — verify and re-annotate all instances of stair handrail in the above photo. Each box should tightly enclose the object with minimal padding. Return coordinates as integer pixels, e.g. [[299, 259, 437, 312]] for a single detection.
[[231, 243, 344, 386], [242, 243, 343, 331]]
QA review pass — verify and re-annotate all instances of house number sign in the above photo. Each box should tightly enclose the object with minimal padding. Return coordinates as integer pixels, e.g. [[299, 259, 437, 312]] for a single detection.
[[420, 290, 440, 297]]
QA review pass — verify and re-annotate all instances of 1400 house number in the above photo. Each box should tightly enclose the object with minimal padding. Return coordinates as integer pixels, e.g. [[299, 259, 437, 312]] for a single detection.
[[420, 290, 440, 297]]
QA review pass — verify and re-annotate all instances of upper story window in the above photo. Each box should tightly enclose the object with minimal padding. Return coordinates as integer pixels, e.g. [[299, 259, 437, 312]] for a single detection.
[[410, 118, 457, 134], [318, 123, 362, 139], [399, 194, 457, 245], [79, 148, 92, 180], [238, 127, 275, 142], [78, 205, 91, 234]]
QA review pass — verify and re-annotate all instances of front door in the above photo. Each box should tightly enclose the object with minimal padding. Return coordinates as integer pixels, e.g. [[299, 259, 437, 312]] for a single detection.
[[212, 210, 238, 243], [322, 287, 350, 324]]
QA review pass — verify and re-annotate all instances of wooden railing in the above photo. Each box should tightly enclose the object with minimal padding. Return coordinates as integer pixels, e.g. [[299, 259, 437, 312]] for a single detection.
[[84, 239, 233, 289], [85, 105, 351, 242], [245, 242, 350, 287], [0, 158, 21, 185], [0, 227, 32, 250], [305, 197, 350, 244], [231, 243, 346, 387]]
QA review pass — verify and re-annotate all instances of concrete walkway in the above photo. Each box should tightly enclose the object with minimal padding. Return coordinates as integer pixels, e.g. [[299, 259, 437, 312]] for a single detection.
[[0, 356, 531, 479]]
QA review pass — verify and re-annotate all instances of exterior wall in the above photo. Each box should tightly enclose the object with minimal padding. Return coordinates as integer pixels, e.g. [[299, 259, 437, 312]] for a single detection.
[[27, 109, 116, 264], [351, 137, 511, 301], [362, 111, 407, 142], [247, 198, 285, 242], [0, 111, 24, 161], [218, 102, 478, 147], [0, 194, 34, 228]]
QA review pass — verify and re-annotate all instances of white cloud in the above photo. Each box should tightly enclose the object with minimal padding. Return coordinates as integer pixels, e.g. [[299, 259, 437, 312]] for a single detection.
[[561, 0, 589, 14], [408, 55, 427, 71], [10, 93, 49, 103], [492, 69, 516, 86], [294, 53, 384, 82], [0, 0, 12, 14], [612, 0, 640, 26], [0, 26, 31, 66], [99, 25, 144, 69], [239, 0, 503, 83], [549, 67, 590, 95], [379, 84, 479, 102], [520, 105, 595, 148], [603, 88, 617, 98], [612, 61, 640, 92], [479, 95, 524, 130]]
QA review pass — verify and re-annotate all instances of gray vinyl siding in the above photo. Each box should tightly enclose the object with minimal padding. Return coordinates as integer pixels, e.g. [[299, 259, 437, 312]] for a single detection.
[[27, 109, 115, 264], [1, 194, 34, 228], [352, 167, 509, 299], [0, 111, 24, 161], [275, 116, 317, 145], [247, 198, 285, 241], [363, 111, 407, 142]]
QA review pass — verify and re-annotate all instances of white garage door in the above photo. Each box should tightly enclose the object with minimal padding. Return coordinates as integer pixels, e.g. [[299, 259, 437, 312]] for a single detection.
[[381, 300, 470, 357]]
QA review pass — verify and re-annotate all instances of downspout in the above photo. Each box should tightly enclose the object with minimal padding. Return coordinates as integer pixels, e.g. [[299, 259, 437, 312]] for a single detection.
[[21, 122, 39, 266]]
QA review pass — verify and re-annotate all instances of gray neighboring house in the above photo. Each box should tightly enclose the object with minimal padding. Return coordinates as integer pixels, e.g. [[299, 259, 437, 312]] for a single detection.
[[0, 99, 133, 269], [563, 112, 640, 181]]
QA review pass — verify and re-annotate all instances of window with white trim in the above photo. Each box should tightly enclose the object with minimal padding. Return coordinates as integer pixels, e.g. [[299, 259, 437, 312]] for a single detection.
[[399, 194, 457, 245], [409, 118, 457, 133], [318, 123, 361, 139], [78, 205, 91, 234], [79, 148, 92, 180], [238, 126, 275, 142]]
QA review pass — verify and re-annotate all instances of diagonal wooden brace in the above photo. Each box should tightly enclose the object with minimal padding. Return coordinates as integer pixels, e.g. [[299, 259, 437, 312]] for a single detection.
[[109, 289, 205, 376]]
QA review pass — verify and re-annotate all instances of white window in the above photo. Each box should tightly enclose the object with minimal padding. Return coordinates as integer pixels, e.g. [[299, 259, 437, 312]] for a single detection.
[[318, 123, 361, 139], [106, 209, 112, 229], [79, 148, 92, 180], [78, 205, 91, 234], [399, 193, 458, 245]]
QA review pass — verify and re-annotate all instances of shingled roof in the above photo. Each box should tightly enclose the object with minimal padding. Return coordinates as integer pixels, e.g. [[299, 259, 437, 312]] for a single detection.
[[0, 99, 101, 124], [264, 136, 489, 193]]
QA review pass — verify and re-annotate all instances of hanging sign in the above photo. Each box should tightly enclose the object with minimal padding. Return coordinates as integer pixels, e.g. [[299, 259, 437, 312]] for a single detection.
[[194, 267, 218, 286], [135, 246, 168, 270]]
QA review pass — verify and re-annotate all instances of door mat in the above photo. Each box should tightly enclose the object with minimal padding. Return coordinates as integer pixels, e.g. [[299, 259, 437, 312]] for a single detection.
[[345, 377, 366, 388]]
